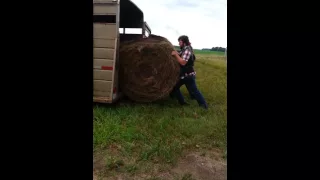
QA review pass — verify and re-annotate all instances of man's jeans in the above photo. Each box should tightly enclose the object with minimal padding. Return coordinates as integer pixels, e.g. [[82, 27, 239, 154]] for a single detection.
[[172, 76, 207, 107], [170, 84, 195, 99]]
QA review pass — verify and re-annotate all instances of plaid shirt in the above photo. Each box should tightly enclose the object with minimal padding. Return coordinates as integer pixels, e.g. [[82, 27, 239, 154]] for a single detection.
[[179, 46, 196, 79]]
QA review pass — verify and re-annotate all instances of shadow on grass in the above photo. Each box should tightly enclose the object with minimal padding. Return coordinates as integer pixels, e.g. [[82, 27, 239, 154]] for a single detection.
[[93, 95, 186, 113]]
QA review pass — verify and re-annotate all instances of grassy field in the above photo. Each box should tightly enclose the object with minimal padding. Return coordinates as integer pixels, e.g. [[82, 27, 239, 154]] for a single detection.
[[173, 45, 225, 56], [193, 49, 225, 56], [93, 53, 227, 180]]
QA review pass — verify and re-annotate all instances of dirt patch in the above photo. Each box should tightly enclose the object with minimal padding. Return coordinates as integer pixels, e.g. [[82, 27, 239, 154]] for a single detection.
[[170, 151, 227, 180], [93, 144, 126, 179], [94, 148, 226, 180]]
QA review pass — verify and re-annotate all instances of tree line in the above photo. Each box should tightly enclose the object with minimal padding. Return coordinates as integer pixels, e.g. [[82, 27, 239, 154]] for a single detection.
[[202, 47, 227, 52], [175, 45, 227, 52]]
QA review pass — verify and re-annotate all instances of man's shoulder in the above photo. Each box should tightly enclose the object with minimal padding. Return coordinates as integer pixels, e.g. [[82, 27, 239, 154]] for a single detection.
[[183, 46, 193, 52]]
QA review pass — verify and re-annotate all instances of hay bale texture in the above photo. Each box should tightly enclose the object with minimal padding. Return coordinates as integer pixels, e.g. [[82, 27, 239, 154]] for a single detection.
[[119, 35, 180, 102]]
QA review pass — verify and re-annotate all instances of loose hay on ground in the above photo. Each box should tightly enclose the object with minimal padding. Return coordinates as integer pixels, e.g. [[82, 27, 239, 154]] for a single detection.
[[119, 35, 180, 102]]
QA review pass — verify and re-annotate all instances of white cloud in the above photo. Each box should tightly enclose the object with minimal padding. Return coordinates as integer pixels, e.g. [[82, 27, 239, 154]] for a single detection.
[[127, 0, 227, 49]]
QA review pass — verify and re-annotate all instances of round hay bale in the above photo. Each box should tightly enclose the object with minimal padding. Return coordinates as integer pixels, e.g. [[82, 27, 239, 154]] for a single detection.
[[119, 35, 180, 102]]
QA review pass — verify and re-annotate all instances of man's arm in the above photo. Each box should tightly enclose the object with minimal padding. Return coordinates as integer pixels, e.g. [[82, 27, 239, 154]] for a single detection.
[[172, 49, 191, 66]]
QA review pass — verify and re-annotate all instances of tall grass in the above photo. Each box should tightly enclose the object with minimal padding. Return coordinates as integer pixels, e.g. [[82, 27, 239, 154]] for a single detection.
[[93, 53, 227, 177]]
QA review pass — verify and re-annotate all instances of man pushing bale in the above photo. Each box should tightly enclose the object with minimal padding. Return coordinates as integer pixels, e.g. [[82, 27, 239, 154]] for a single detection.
[[119, 34, 207, 109]]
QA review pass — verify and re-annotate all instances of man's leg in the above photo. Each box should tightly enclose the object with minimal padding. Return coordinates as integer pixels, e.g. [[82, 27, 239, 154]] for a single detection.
[[185, 76, 208, 109], [172, 79, 188, 105], [186, 85, 195, 100], [186, 76, 197, 99]]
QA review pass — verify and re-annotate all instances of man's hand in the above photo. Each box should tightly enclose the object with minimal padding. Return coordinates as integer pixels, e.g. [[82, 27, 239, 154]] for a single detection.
[[171, 50, 186, 65], [171, 50, 178, 56]]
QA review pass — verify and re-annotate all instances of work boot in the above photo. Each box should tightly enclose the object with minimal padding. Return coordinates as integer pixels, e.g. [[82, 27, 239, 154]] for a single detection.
[[199, 103, 208, 110], [180, 102, 190, 106]]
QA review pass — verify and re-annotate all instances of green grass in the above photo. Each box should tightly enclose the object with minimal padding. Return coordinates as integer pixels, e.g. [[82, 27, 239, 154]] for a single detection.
[[193, 49, 225, 56], [93, 53, 227, 177]]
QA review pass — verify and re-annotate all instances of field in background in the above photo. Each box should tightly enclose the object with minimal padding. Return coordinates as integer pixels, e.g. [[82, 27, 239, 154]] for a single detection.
[[174, 45, 225, 56], [194, 49, 225, 56], [93, 53, 227, 180]]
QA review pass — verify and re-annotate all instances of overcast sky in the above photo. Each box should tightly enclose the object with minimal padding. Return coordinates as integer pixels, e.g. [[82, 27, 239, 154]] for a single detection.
[[125, 0, 227, 49]]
